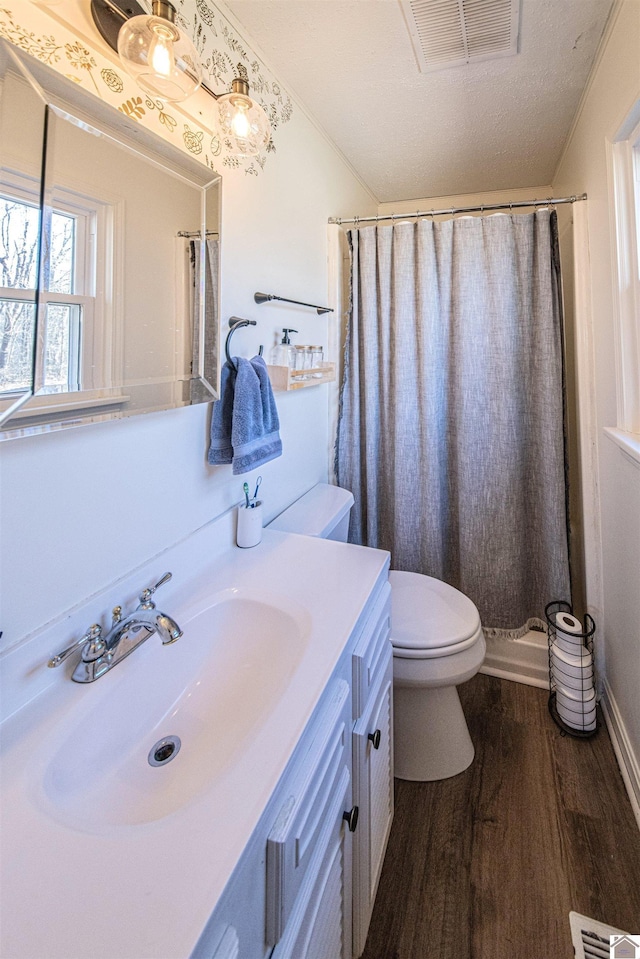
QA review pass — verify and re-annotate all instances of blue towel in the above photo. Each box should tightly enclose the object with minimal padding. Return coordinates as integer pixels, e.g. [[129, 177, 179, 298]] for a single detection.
[[207, 359, 235, 465], [207, 356, 283, 474], [231, 356, 282, 474]]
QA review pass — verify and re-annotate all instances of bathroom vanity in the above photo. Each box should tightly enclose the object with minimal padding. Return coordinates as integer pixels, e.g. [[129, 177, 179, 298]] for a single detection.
[[0, 512, 392, 958]]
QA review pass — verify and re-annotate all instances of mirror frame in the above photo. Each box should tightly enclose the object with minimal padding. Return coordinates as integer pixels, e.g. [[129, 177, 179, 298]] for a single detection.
[[0, 39, 220, 439], [0, 41, 47, 427]]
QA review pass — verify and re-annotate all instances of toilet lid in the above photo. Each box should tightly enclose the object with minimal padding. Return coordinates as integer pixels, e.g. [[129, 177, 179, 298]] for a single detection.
[[389, 570, 481, 650]]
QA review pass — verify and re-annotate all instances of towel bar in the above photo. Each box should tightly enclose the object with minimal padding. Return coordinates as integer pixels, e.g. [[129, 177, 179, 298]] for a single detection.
[[254, 292, 333, 315]]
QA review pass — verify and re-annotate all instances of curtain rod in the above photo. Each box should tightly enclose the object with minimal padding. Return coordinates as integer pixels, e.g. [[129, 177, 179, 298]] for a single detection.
[[328, 193, 587, 226], [178, 230, 219, 237]]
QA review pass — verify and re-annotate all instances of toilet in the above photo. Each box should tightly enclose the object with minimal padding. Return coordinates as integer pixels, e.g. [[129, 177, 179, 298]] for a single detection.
[[268, 483, 486, 782]]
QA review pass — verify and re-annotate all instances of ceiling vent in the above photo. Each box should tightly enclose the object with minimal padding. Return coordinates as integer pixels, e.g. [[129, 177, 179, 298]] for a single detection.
[[400, 0, 520, 73]]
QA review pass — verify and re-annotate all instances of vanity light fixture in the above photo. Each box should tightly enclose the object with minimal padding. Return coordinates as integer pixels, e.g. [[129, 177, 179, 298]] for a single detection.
[[91, 0, 272, 154], [215, 76, 271, 156], [91, 0, 201, 102]]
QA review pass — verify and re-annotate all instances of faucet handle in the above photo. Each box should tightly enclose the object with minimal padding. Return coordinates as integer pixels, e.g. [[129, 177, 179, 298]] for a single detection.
[[137, 571, 172, 610], [48, 624, 104, 669]]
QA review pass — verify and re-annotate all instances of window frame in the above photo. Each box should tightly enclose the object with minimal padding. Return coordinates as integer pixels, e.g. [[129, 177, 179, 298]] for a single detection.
[[608, 100, 640, 438], [0, 178, 41, 397], [0, 173, 117, 417], [37, 191, 99, 395]]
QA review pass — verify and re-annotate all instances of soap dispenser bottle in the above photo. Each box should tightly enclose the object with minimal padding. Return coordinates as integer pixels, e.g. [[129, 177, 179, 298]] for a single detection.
[[271, 328, 298, 367]]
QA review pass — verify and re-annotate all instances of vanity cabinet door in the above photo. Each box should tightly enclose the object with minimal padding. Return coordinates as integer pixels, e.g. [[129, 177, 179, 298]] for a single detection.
[[352, 649, 394, 958], [351, 583, 391, 720], [204, 925, 240, 959], [271, 765, 352, 959], [266, 680, 351, 948]]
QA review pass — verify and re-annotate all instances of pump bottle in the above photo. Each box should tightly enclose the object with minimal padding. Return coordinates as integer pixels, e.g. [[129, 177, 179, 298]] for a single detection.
[[271, 328, 298, 366]]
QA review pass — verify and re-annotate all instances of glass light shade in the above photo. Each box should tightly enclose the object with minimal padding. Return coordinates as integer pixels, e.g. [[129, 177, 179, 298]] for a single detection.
[[216, 92, 271, 157], [117, 14, 201, 102]]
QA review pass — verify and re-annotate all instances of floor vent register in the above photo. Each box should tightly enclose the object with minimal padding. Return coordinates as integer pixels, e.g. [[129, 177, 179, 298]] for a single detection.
[[570, 912, 638, 959]]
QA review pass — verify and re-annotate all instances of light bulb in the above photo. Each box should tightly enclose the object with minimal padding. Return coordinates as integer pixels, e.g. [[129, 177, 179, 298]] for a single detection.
[[230, 103, 251, 140], [148, 24, 175, 78], [116, 7, 201, 102], [216, 83, 271, 157]]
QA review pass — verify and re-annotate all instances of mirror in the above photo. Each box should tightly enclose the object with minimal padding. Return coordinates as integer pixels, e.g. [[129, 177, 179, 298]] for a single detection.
[[0, 42, 47, 424], [0, 40, 220, 438]]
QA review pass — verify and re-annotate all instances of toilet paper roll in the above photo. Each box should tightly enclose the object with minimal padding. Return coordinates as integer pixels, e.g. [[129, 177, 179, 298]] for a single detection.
[[556, 685, 597, 731], [553, 611, 584, 653], [551, 661, 594, 692], [551, 640, 593, 675], [556, 698, 597, 732], [555, 683, 596, 707]]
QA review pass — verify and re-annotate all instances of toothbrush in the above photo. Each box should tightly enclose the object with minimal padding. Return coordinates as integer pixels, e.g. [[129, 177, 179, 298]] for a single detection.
[[253, 476, 262, 501], [243, 482, 250, 509]]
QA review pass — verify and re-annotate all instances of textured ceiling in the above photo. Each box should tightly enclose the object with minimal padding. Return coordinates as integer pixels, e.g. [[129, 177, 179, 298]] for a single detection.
[[222, 0, 614, 202]]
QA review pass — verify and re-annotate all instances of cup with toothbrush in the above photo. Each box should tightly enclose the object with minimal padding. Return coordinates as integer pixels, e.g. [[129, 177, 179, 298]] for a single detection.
[[237, 477, 263, 547]]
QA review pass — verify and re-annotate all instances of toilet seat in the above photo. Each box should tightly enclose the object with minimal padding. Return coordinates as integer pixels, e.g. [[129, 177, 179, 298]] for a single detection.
[[389, 570, 482, 659], [392, 624, 483, 659]]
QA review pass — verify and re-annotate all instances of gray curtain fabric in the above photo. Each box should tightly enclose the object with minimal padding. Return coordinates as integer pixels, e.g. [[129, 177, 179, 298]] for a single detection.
[[335, 210, 571, 634], [190, 237, 219, 404]]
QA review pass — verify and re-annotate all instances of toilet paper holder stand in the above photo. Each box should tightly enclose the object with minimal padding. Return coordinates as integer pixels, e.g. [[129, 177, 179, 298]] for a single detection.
[[545, 600, 597, 739]]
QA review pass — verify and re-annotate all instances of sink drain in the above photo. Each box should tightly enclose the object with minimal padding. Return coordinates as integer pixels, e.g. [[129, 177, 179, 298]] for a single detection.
[[148, 735, 181, 767]]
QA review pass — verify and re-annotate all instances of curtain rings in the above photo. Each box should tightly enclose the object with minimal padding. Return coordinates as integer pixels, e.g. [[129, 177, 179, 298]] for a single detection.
[[353, 214, 360, 229]]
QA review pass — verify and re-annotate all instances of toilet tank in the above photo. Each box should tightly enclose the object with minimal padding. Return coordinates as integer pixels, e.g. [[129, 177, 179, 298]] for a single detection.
[[268, 484, 354, 542]]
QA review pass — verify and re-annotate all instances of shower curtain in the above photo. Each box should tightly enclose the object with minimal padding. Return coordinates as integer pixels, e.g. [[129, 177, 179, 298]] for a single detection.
[[335, 210, 571, 635], [189, 237, 219, 403]]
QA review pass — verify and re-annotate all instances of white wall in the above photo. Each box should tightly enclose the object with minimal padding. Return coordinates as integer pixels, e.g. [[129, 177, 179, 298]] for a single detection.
[[553, 0, 640, 800], [378, 184, 554, 218], [0, 4, 376, 648]]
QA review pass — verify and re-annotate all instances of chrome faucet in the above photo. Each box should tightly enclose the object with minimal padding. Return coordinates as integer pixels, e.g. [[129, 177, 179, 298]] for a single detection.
[[48, 572, 183, 683]]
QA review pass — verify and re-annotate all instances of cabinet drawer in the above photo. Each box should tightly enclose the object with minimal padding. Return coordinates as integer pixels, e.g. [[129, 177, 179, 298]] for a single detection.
[[352, 582, 391, 719], [266, 680, 351, 947]]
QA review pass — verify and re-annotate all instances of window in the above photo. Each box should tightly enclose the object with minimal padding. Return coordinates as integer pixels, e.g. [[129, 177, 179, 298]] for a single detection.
[[39, 194, 97, 395], [0, 193, 40, 394], [42, 207, 82, 392], [0, 180, 105, 408], [609, 102, 640, 438]]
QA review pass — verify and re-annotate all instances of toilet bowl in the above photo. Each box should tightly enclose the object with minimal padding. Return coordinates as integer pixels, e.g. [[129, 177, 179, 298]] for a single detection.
[[390, 570, 485, 781], [268, 484, 486, 783]]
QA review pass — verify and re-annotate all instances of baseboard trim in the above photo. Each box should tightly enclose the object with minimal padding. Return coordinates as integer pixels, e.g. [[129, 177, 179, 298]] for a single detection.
[[480, 663, 549, 689], [601, 678, 640, 832], [480, 629, 550, 689]]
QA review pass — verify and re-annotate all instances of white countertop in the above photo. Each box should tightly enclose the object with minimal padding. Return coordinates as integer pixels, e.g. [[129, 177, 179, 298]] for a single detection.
[[0, 522, 389, 959]]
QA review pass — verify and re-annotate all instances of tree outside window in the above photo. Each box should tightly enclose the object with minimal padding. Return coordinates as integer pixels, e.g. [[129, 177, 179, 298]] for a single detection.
[[1, 194, 78, 394]]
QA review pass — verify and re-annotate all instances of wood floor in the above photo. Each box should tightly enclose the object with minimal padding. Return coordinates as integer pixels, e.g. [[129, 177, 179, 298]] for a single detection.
[[362, 674, 640, 959]]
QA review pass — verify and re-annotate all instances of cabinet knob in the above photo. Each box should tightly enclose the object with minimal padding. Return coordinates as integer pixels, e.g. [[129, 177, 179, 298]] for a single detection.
[[368, 728, 382, 750], [343, 805, 359, 833]]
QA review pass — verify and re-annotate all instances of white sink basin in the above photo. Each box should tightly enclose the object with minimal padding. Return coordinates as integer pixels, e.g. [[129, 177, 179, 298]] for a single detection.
[[32, 589, 310, 832]]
